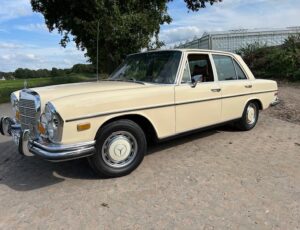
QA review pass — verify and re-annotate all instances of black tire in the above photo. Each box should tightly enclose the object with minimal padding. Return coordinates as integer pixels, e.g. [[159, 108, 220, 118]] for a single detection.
[[0, 117, 4, 135], [88, 119, 147, 178], [236, 101, 259, 131]]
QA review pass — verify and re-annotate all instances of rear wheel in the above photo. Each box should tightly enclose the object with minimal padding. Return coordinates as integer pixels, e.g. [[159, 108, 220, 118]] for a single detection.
[[88, 119, 146, 177], [236, 101, 259, 131]]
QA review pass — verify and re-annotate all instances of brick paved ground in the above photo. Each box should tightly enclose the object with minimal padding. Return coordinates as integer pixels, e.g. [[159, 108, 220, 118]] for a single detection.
[[0, 95, 299, 229]]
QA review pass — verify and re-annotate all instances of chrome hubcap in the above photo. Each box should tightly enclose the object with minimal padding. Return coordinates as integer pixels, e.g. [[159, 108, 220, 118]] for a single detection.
[[102, 131, 137, 168], [246, 104, 256, 125]]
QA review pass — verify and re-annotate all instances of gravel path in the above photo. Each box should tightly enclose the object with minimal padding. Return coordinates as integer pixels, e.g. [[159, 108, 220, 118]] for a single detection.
[[264, 83, 300, 125], [0, 87, 299, 229]]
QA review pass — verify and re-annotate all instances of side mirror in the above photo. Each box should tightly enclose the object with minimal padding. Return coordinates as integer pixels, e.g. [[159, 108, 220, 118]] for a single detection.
[[191, 75, 202, 88]]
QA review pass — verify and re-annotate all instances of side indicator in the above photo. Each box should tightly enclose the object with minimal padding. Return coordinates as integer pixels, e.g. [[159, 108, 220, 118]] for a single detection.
[[77, 123, 91, 132], [38, 122, 46, 134]]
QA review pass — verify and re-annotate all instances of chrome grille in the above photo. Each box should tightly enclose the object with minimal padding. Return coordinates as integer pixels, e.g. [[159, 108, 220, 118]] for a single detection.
[[18, 90, 41, 138], [19, 99, 36, 130]]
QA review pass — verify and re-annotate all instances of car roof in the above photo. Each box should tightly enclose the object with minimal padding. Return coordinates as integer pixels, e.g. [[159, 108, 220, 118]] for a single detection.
[[172, 48, 235, 55], [130, 49, 236, 56]]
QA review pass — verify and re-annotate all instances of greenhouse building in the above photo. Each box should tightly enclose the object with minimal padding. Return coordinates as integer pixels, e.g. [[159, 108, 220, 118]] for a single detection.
[[176, 27, 300, 52]]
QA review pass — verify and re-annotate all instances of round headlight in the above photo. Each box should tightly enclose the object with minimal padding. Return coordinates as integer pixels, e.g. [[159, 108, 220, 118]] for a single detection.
[[10, 93, 18, 111], [40, 113, 47, 125], [52, 115, 59, 129], [45, 104, 53, 121], [47, 122, 55, 139], [44, 102, 63, 143]]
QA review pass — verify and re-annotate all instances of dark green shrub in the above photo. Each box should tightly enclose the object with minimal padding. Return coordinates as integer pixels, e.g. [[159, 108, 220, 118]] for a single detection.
[[237, 34, 300, 81]]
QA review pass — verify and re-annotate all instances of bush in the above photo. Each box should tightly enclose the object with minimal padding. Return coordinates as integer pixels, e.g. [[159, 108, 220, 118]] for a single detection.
[[12, 64, 96, 79], [237, 34, 300, 81], [0, 75, 94, 103], [72, 64, 95, 73]]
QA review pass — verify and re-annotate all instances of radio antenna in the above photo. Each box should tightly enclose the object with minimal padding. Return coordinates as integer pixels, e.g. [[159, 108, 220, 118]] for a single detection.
[[96, 20, 100, 82]]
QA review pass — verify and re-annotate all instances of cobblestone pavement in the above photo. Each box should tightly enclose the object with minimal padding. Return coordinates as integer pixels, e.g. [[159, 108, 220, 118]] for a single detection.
[[0, 103, 299, 229]]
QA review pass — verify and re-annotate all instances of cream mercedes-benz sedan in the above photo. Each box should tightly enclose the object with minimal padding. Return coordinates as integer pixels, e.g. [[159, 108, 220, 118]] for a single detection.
[[0, 49, 279, 177]]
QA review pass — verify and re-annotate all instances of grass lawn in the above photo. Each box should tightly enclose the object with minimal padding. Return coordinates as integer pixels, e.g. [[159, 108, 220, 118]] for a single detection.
[[0, 73, 96, 104]]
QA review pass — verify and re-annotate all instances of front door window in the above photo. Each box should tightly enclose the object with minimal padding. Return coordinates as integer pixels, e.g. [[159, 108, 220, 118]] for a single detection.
[[187, 54, 214, 83]]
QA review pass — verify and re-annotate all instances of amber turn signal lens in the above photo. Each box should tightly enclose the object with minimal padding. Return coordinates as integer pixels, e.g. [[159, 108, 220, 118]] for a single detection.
[[16, 111, 20, 121], [77, 123, 91, 131], [38, 123, 46, 134]]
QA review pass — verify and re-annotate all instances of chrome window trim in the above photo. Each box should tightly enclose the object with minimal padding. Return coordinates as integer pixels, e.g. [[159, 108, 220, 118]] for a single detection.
[[180, 60, 192, 84], [110, 50, 183, 86], [210, 53, 250, 81]]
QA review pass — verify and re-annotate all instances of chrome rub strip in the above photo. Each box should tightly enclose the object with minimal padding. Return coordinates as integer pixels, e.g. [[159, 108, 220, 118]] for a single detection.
[[66, 90, 277, 122]]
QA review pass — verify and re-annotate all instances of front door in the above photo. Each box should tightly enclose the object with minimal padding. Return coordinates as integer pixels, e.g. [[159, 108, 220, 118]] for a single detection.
[[175, 53, 222, 134]]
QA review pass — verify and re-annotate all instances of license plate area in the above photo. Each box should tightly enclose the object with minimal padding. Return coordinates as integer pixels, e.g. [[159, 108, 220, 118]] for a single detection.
[[11, 129, 21, 146]]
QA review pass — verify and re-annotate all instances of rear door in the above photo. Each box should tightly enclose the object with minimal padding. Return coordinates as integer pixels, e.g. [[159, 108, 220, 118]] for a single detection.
[[212, 54, 253, 122]]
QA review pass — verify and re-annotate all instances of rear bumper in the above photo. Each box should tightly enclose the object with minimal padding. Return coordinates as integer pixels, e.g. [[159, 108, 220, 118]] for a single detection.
[[0, 117, 95, 162], [270, 97, 280, 106]]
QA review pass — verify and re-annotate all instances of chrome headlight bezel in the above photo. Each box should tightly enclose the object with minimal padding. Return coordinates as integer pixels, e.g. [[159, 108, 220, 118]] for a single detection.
[[10, 93, 19, 112], [43, 102, 64, 143]]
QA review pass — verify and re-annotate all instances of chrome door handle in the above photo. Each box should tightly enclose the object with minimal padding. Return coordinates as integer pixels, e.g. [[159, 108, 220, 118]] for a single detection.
[[245, 85, 252, 88], [211, 88, 221, 92]]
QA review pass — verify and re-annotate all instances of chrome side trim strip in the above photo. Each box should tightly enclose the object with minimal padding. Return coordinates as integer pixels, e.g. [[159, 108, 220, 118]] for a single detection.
[[66, 90, 277, 122]]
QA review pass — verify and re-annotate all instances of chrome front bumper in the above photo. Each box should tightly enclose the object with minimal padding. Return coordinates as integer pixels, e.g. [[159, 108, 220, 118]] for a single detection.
[[0, 117, 95, 162]]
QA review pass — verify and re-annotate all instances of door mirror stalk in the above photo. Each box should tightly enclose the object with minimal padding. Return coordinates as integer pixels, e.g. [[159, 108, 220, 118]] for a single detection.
[[191, 75, 202, 88]]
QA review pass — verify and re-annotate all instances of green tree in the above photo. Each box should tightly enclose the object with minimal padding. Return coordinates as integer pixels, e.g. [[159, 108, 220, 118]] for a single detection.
[[72, 64, 95, 73], [31, 0, 220, 73]]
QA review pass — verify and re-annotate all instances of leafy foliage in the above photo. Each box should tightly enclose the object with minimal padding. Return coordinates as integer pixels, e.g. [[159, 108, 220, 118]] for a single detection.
[[237, 35, 300, 81], [14, 68, 51, 79], [31, 0, 220, 73], [184, 0, 221, 11], [0, 74, 94, 103], [12, 64, 94, 79]]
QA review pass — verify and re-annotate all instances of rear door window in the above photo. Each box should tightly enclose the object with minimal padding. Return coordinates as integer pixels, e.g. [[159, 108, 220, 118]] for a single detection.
[[213, 55, 237, 81]]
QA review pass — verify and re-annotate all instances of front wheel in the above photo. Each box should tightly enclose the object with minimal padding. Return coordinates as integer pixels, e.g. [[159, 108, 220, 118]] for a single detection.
[[236, 101, 259, 131], [88, 119, 147, 178]]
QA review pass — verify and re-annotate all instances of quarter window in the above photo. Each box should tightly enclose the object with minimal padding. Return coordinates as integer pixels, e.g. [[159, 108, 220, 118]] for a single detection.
[[181, 61, 191, 83], [233, 60, 247, 80]]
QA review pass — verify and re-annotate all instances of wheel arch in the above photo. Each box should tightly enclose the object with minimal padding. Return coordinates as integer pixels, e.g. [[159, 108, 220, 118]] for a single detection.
[[245, 98, 263, 110], [95, 113, 159, 144]]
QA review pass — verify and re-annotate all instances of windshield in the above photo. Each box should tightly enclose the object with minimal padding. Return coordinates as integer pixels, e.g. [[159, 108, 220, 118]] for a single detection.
[[109, 51, 182, 84]]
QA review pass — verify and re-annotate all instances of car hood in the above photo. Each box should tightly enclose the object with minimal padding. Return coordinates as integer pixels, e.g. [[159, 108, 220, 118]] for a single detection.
[[29, 80, 146, 105], [14, 80, 175, 122]]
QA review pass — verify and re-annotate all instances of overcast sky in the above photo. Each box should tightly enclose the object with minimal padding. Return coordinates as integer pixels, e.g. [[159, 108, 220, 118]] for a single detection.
[[0, 0, 299, 72]]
